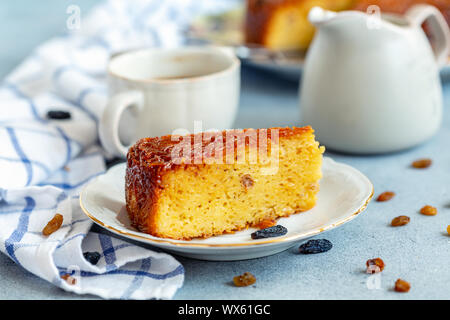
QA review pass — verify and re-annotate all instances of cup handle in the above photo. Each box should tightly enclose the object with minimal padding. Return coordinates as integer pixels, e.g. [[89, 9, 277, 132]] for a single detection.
[[406, 4, 450, 67], [99, 90, 144, 158]]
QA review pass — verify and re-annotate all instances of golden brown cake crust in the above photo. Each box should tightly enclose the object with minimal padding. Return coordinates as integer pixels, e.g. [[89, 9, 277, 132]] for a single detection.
[[126, 126, 314, 238], [125, 159, 162, 234], [127, 126, 312, 167]]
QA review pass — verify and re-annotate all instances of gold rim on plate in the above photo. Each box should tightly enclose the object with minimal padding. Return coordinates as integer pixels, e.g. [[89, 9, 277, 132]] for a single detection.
[[79, 186, 374, 248]]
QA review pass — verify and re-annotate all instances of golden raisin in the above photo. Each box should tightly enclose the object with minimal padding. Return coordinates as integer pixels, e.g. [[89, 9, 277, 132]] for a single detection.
[[391, 215, 410, 227], [240, 174, 254, 190], [420, 205, 437, 216], [376, 191, 395, 202], [233, 272, 256, 287], [366, 258, 385, 274], [61, 274, 77, 285], [394, 279, 410, 292], [42, 213, 63, 236], [255, 218, 277, 229], [411, 158, 432, 169]]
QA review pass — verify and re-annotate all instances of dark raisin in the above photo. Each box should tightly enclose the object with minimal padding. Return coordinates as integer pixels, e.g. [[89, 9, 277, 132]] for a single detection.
[[83, 251, 101, 265], [299, 239, 332, 254], [47, 110, 71, 120], [105, 157, 125, 168], [251, 225, 287, 239]]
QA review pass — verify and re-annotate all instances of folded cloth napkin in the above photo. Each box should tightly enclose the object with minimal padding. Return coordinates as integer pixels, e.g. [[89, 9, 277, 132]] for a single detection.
[[0, 0, 238, 299]]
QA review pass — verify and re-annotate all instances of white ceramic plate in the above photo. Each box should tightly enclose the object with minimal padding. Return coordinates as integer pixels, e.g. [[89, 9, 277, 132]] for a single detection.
[[243, 56, 450, 81], [80, 157, 373, 261]]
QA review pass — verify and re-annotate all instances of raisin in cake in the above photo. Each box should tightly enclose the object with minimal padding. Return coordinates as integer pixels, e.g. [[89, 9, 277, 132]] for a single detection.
[[125, 126, 324, 240]]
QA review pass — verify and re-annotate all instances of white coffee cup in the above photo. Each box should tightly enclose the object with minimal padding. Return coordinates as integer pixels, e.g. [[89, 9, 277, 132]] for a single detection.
[[99, 46, 241, 157]]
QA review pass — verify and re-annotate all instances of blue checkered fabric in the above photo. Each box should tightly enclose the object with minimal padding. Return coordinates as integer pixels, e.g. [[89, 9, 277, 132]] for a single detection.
[[0, 0, 238, 299]]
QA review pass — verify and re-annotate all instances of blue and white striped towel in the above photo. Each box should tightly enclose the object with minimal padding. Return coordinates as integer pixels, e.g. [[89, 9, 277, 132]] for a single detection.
[[0, 0, 238, 299]]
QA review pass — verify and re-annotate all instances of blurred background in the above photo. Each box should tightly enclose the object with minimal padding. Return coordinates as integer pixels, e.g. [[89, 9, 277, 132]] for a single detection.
[[0, 0, 101, 78], [2, 0, 448, 79]]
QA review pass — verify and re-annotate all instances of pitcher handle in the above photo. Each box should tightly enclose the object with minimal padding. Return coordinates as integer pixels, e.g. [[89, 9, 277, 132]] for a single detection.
[[406, 4, 450, 67]]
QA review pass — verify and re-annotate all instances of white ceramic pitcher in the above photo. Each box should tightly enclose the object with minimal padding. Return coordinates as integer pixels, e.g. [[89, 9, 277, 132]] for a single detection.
[[300, 5, 450, 154]]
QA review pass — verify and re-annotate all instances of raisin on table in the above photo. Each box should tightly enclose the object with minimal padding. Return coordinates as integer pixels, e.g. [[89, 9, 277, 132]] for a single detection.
[[376, 191, 395, 202], [366, 258, 385, 273], [233, 272, 256, 287], [411, 158, 432, 169], [420, 205, 437, 216], [391, 215, 410, 227], [299, 239, 333, 254], [394, 279, 410, 292]]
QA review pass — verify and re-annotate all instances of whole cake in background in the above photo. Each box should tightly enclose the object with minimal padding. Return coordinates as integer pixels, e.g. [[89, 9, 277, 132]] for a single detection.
[[244, 0, 450, 51], [125, 126, 324, 240], [245, 0, 355, 50]]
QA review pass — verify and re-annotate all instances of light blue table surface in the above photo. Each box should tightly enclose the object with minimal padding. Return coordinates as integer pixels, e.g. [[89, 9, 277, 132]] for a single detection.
[[1, 1, 450, 300]]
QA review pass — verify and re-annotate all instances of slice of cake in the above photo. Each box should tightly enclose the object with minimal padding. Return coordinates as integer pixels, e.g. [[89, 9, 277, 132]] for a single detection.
[[245, 0, 355, 50], [125, 126, 324, 240]]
